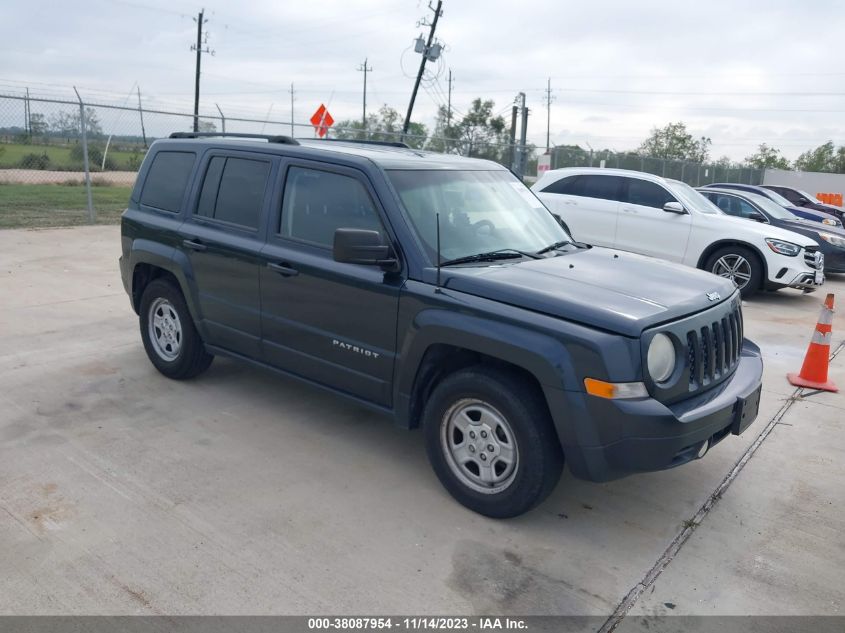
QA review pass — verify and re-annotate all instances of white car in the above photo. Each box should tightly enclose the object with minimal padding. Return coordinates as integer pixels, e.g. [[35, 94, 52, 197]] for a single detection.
[[532, 167, 824, 298]]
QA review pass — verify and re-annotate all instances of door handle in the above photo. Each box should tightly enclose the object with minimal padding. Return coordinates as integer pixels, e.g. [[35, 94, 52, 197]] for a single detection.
[[182, 239, 207, 252], [267, 262, 299, 277]]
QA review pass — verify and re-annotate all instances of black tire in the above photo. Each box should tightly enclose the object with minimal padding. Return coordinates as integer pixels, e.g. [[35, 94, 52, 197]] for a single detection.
[[704, 245, 763, 299], [139, 278, 213, 379], [422, 366, 563, 518]]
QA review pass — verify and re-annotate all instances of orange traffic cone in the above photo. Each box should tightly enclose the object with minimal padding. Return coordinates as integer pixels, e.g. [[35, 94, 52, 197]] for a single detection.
[[787, 293, 838, 392]]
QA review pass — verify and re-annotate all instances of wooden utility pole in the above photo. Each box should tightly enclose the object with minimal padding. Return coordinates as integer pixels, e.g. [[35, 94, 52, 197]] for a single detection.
[[403, 0, 443, 134], [289, 82, 295, 136], [446, 69, 453, 126], [544, 77, 553, 153], [191, 10, 213, 132], [357, 58, 372, 128]]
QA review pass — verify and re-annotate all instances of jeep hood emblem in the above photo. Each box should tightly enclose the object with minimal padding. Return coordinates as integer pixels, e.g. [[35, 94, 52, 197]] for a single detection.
[[707, 291, 721, 301]]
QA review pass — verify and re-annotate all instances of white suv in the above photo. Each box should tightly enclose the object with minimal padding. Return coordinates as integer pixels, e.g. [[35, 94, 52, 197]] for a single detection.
[[532, 167, 824, 298]]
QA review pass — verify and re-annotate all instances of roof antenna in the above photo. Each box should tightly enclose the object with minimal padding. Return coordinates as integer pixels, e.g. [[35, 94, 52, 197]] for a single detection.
[[435, 212, 442, 293]]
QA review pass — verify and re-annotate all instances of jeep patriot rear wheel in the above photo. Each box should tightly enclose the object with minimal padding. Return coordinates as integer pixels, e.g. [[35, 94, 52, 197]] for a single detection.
[[139, 279, 213, 379], [423, 366, 563, 518]]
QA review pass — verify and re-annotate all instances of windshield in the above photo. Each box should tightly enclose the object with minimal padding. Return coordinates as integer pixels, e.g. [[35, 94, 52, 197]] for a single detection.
[[666, 180, 721, 214], [743, 192, 797, 220], [387, 169, 568, 263], [796, 189, 820, 203]]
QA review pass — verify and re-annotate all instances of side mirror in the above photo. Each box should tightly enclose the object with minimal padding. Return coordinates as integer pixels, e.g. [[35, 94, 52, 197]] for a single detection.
[[663, 201, 687, 214], [748, 211, 767, 223], [333, 228, 398, 270]]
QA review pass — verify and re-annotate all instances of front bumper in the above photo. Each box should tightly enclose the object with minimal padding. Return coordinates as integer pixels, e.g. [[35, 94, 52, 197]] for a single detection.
[[770, 248, 825, 291], [786, 270, 824, 290], [546, 339, 764, 482], [820, 248, 845, 273]]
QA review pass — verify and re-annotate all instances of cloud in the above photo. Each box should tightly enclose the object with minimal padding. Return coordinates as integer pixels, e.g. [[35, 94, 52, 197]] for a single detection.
[[2, 0, 844, 160]]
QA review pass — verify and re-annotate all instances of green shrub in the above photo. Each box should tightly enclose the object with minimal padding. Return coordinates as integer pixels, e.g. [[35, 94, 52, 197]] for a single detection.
[[69, 142, 117, 171], [127, 149, 143, 171], [19, 152, 51, 169]]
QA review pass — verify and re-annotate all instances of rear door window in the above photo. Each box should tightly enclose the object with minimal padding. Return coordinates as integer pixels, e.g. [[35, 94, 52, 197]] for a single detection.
[[194, 156, 270, 230], [140, 151, 196, 212], [580, 175, 624, 201]]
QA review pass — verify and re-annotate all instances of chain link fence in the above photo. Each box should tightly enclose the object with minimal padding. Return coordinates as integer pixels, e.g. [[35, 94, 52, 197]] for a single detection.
[[549, 146, 764, 187], [0, 91, 528, 227], [1, 90, 764, 227]]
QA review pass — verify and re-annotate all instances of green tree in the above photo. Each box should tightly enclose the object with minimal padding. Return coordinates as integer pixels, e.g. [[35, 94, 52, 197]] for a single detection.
[[49, 108, 103, 137], [638, 121, 711, 162], [425, 105, 460, 153], [29, 113, 48, 136], [70, 142, 116, 170], [432, 98, 510, 162], [334, 105, 428, 149], [198, 120, 217, 133], [793, 141, 845, 173], [745, 143, 790, 170], [550, 144, 591, 168]]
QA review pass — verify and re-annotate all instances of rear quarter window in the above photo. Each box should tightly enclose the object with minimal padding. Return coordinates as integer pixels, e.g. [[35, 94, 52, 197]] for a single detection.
[[541, 175, 581, 195], [140, 151, 196, 213]]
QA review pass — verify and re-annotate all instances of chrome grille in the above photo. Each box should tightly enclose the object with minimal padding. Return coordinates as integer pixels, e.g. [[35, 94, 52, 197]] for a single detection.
[[686, 304, 743, 390], [804, 246, 822, 270]]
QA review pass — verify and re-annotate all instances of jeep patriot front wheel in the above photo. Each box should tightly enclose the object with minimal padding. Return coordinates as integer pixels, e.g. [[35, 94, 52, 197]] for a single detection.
[[423, 366, 563, 518]]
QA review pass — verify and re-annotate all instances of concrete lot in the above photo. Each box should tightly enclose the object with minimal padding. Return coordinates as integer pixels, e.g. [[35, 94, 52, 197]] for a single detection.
[[0, 225, 843, 619]]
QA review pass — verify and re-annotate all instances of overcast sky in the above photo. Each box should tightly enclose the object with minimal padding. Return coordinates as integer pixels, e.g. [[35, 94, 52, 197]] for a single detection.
[[2, 0, 844, 160]]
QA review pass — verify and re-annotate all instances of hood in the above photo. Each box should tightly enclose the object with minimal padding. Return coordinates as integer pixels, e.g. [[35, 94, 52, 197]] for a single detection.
[[815, 202, 844, 214], [440, 247, 737, 337], [788, 205, 840, 224], [703, 212, 819, 247], [779, 217, 845, 238]]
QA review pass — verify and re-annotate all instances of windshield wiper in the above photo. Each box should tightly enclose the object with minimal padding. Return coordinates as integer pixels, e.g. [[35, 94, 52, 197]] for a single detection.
[[440, 249, 538, 267], [535, 240, 573, 255]]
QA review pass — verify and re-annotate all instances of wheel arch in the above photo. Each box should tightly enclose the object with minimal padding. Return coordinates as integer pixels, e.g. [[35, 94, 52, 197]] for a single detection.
[[128, 240, 200, 323], [696, 240, 769, 289], [405, 344, 553, 432]]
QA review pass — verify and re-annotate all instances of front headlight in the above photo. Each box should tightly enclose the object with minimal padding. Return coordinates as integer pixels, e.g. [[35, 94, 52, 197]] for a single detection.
[[765, 238, 801, 257], [822, 218, 839, 227], [647, 333, 676, 383], [818, 232, 845, 248]]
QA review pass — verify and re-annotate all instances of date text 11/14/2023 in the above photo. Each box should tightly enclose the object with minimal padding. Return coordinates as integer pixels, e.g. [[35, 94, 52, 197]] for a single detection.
[[307, 617, 529, 630]]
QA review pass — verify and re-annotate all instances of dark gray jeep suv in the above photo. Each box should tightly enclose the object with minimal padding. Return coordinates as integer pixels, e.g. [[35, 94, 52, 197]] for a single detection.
[[119, 133, 764, 517]]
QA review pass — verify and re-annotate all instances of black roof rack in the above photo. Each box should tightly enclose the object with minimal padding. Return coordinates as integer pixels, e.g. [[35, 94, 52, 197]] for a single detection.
[[311, 138, 410, 149], [169, 132, 300, 145]]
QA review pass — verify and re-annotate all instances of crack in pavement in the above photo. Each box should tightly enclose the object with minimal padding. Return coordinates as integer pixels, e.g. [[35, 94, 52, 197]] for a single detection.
[[598, 340, 844, 633]]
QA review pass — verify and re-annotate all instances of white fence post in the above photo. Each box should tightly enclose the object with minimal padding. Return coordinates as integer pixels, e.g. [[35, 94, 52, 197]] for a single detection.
[[73, 86, 95, 223]]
